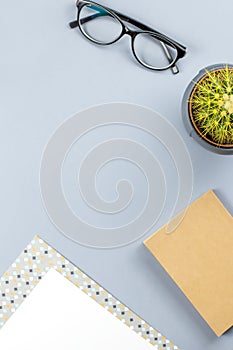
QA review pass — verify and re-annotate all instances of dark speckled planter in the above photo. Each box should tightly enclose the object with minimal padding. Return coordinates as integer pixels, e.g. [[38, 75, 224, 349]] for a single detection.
[[182, 63, 233, 155]]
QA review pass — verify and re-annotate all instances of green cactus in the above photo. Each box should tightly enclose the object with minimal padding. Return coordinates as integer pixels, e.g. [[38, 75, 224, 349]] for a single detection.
[[190, 66, 233, 146]]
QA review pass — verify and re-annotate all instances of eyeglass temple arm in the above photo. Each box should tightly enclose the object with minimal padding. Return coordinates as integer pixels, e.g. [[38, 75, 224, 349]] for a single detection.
[[115, 12, 186, 51], [70, 6, 111, 29], [70, 12, 106, 28]]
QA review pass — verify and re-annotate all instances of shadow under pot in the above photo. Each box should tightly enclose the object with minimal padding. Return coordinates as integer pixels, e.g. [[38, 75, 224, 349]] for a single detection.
[[182, 64, 233, 155]]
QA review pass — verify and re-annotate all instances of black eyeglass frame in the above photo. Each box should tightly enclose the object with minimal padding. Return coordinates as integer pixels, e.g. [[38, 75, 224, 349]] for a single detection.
[[69, 0, 187, 74]]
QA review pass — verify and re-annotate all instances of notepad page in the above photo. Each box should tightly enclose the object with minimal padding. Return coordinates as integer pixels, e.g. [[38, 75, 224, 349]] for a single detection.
[[0, 268, 154, 349]]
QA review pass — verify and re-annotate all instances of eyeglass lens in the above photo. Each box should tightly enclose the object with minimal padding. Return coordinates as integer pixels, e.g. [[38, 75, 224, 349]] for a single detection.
[[79, 4, 123, 44], [133, 33, 177, 70]]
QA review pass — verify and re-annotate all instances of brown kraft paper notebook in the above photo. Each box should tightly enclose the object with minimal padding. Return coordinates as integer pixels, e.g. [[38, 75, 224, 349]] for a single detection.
[[144, 190, 233, 336]]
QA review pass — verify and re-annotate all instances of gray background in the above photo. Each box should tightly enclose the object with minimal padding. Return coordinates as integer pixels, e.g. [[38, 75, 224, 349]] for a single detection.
[[0, 0, 233, 349]]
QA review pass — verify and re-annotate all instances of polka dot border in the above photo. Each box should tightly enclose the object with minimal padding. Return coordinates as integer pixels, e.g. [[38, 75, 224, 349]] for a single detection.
[[0, 236, 179, 350]]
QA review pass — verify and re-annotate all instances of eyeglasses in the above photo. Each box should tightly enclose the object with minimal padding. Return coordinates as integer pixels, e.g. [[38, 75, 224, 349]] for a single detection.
[[69, 1, 187, 74]]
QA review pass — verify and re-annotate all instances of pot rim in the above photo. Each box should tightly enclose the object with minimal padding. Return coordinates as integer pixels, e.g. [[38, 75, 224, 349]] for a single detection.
[[188, 67, 233, 149]]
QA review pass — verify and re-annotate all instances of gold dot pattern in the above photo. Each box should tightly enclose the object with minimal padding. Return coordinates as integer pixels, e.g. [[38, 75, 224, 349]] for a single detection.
[[0, 236, 179, 350]]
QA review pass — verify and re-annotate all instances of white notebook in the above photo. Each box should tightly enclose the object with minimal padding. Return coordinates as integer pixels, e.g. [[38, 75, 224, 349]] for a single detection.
[[0, 268, 154, 349]]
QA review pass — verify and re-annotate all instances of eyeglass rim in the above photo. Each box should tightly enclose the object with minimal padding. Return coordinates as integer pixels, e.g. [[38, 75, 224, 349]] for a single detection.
[[131, 32, 178, 71], [77, 2, 126, 45]]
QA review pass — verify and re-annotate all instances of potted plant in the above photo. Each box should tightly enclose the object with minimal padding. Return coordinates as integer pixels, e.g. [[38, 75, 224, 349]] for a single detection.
[[182, 64, 233, 155]]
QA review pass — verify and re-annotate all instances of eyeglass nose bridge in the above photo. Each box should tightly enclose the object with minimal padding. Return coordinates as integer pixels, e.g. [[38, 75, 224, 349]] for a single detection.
[[123, 26, 137, 38]]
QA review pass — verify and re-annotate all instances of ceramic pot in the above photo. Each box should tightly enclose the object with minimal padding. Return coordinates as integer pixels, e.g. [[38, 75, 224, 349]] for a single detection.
[[182, 63, 233, 155]]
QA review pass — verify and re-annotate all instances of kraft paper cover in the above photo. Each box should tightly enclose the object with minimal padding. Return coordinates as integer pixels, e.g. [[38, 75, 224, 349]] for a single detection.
[[144, 190, 233, 336]]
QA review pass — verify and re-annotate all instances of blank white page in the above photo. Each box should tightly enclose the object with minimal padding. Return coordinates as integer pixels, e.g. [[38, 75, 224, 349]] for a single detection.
[[0, 268, 154, 349]]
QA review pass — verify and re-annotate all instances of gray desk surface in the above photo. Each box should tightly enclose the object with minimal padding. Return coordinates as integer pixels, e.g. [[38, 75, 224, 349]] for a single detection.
[[0, 0, 233, 349]]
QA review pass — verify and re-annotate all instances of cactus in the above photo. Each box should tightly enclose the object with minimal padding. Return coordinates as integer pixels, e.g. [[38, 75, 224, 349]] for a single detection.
[[190, 66, 233, 146]]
